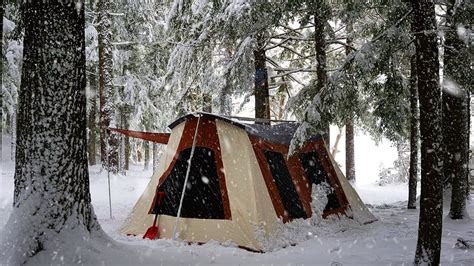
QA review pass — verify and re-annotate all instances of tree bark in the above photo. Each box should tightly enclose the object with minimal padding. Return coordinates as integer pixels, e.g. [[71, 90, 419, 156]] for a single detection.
[[467, 93, 471, 197], [98, 0, 118, 172], [153, 143, 158, 172], [254, 32, 270, 123], [345, 120, 355, 182], [119, 107, 130, 171], [408, 54, 419, 209], [412, 1, 443, 265], [7, 2, 101, 263], [144, 140, 150, 170], [10, 109, 16, 161], [443, 0, 469, 220], [345, 28, 355, 182], [314, 7, 330, 145], [87, 70, 97, 165], [203, 92, 212, 113], [0, 2, 3, 157]]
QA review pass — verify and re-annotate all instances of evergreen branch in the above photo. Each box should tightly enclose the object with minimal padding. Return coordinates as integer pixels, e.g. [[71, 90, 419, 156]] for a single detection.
[[266, 58, 305, 86], [333, 8, 414, 75], [268, 41, 305, 57], [327, 40, 358, 51], [272, 69, 316, 79], [265, 37, 293, 51]]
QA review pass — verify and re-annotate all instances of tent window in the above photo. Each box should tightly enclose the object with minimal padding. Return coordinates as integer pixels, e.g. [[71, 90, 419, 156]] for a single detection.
[[263, 150, 307, 219], [153, 147, 225, 219], [299, 152, 341, 212]]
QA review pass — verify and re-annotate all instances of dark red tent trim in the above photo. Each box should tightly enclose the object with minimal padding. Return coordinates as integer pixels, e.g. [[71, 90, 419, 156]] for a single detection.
[[108, 128, 170, 144]]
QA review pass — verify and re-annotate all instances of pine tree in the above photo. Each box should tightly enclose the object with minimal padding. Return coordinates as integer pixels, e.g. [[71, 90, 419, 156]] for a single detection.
[[442, 0, 471, 220], [412, 1, 443, 264], [86, 0, 98, 166], [345, 22, 355, 182], [254, 32, 270, 122], [2, 3, 22, 147], [408, 53, 419, 209], [4, 1, 102, 263], [98, 0, 118, 172], [312, 1, 331, 145], [1, 2, 3, 152]]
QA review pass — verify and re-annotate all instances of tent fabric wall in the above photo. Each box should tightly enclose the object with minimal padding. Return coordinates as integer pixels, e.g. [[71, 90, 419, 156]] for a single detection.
[[328, 153, 377, 224], [119, 113, 376, 251], [152, 119, 278, 251], [120, 122, 185, 235]]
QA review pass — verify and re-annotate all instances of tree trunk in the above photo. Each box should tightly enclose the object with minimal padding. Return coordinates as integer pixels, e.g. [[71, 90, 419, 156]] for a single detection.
[[467, 93, 471, 197], [203, 92, 212, 113], [125, 128, 130, 171], [344, 22, 355, 182], [219, 83, 231, 116], [254, 32, 270, 123], [345, 120, 355, 182], [153, 143, 158, 172], [119, 107, 130, 171], [0, 2, 3, 158], [98, 0, 118, 172], [408, 54, 419, 209], [87, 70, 97, 165], [331, 127, 343, 157], [10, 109, 16, 161], [6, 2, 101, 263], [412, 1, 443, 265], [443, 0, 469, 220], [219, 60, 233, 116], [144, 140, 150, 170], [314, 8, 330, 145]]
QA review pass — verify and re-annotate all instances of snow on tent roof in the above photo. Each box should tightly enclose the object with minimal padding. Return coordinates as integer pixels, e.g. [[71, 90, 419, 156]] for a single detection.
[[167, 112, 324, 145]]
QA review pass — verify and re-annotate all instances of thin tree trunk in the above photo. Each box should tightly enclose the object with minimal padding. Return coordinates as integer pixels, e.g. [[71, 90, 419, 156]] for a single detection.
[[153, 143, 158, 172], [203, 93, 212, 113], [277, 81, 287, 120], [412, 1, 443, 264], [219, 52, 233, 116], [254, 32, 270, 123], [144, 140, 150, 170], [331, 127, 343, 158], [345, 22, 356, 182], [87, 70, 97, 165], [119, 107, 130, 171], [219, 83, 231, 116], [10, 109, 16, 161], [467, 93, 471, 197], [314, 7, 330, 145], [7, 2, 101, 263], [345, 120, 355, 182], [125, 127, 130, 171], [443, 0, 469, 220], [408, 54, 419, 209], [98, 0, 118, 172]]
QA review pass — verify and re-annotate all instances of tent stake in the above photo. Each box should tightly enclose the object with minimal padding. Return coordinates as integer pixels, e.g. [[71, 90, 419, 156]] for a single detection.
[[173, 114, 201, 240]]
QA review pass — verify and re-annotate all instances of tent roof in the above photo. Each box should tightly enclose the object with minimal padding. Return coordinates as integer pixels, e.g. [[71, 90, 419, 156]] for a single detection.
[[168, 112, 323, 145]]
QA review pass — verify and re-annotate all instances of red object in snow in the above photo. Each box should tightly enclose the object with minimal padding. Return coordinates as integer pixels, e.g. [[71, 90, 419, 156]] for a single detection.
[[143, 191, 165, 240]]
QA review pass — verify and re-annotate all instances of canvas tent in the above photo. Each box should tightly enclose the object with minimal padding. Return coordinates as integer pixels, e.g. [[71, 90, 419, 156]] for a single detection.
[[115, 112, 376, 251]]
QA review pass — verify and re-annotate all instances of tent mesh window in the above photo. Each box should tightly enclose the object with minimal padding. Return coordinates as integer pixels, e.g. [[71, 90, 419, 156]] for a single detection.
[[299, 152, 341, 211], [153, 147, 225, 219], [263, 150, 307, 219]]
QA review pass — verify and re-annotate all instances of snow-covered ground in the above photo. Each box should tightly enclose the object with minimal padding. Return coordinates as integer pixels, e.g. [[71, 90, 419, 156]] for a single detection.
[[1, 134, 473, 265]]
